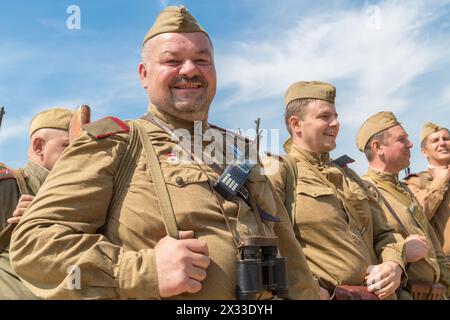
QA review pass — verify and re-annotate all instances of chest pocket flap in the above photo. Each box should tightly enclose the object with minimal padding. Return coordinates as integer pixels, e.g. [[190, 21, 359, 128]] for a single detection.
[[159, 162, 209, 187], [297, 183, 335, 198]]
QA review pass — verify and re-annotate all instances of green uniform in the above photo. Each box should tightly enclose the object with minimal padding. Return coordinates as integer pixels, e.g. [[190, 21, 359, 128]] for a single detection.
[[265, 144, 406, 296], [363, 168, 450, 298], [0, 160, 48, 299], [9, 106, 319, 300]]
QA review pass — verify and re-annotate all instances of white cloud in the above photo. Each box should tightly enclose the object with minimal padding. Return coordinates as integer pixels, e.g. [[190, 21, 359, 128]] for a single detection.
[[216, 0, 450, 127]]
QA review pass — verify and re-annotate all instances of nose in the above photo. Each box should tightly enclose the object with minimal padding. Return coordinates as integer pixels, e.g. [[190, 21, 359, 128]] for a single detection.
[[438, 138, 447, 147], [329, 118, 340, 127], [406, 139, 413, 149], [179, 60, 199, 78]]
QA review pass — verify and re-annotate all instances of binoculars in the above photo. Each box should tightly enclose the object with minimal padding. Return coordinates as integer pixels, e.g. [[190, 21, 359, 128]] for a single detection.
[[236, 245, 288, 300]]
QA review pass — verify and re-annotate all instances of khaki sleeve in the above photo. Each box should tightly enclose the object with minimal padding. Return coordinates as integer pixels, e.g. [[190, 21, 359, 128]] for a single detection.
[[407, 176, 449, 220], [0, 180, 20, 231], [369, 197, 406, 273], [267, 166, 320, 300], [10, 131, 160, 300], [425, 219, 450, 288]]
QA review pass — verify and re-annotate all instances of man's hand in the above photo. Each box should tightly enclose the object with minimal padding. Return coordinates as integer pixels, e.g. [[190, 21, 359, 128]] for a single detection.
[[404, 234, 429, 263], [155, 230, 210, 298], [365, 261, 403, 300], [7, 195, 34, 224], [431, 166, 450, 184]]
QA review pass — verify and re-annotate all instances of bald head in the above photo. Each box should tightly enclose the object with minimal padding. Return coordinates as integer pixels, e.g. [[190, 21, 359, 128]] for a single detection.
[[28, 128, 70, 171]]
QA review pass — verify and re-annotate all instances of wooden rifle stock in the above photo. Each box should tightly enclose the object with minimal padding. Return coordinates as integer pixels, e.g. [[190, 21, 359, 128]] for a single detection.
[[69, 105, 91, 143]]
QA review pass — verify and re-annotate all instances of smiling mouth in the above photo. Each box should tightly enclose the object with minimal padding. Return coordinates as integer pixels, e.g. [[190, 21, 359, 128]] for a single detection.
[[173, 83, 203, 89], [324, 132, 337, 137]]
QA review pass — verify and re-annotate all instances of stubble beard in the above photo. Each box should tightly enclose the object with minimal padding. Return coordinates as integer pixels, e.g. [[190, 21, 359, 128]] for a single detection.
[[171, 94, 210, 120]]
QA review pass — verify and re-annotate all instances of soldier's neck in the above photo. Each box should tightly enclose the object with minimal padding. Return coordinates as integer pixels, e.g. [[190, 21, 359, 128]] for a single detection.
[[369, 158, 400, 175], [148, 104, 208, 134], [291, 143, 330, 165], [428, 158, 449, 168]]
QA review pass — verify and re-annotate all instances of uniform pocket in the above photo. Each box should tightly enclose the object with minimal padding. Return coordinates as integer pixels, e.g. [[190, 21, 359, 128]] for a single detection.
[[159, 162, 209, 187], [297, 184, 335, 198]]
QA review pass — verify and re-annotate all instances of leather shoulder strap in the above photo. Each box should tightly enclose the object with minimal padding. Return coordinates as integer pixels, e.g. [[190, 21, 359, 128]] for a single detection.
[[282, 154, 298, 225], [364, 178, 410, 237], [132, 120, 179, 239]]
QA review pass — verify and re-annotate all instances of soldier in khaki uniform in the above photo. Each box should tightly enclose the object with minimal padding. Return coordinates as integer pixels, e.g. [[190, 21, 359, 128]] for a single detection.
[[357, 112, 450, 299], [9, 6, 319, 300], [0, 108, 72, 299], [264, 81, 406, 300], [405, 123, 450, 259]]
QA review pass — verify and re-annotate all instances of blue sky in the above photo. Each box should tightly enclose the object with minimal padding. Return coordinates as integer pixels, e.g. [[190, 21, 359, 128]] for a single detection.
[[1, 0, 449, 176]]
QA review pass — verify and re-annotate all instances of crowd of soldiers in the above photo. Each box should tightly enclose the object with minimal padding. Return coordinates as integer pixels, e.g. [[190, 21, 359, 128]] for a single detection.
[[0, 6, 449, 300]]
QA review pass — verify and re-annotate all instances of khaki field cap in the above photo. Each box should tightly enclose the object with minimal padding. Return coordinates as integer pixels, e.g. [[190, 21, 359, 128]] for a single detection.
[[420, 122, 449, 144], [284, 81, 336, 107], [142, 5, 208, 46], [356, 111, 400, 152], [29, 108, 73, 137]]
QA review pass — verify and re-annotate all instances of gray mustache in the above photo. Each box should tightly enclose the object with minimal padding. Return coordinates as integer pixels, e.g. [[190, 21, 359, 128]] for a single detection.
[[171, 76, 207, 87]]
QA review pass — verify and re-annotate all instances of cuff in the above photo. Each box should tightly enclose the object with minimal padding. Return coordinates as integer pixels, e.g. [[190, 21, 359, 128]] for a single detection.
[[429, 177, 449, 195], [116, 249, 160, 300], [381, 250, 407, 283]]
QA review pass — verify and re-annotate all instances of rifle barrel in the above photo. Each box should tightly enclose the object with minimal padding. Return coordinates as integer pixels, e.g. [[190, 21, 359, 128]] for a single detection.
[[0, 107, 5, 131]]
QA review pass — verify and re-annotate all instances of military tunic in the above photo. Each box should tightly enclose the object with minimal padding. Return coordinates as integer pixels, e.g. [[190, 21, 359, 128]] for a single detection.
[[0, 160, 48, 299], [10, 106, 319, 300], [265, 144, 405, 295], [405, 170, 450, 257], [363, 168, 450, 296]]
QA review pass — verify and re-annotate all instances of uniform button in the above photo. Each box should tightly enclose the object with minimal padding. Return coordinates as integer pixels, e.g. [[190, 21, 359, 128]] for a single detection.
[[176, 177, 184, 186]]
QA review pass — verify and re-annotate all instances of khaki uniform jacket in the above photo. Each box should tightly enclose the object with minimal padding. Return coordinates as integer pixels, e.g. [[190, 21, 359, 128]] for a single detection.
[[10, 106, 319, 300], [363, 168, 450, 290], [0, 160, 48, 299], [265, 144, 405, 294], [405, 169, 450, 257], [0, 161, 48, 231]]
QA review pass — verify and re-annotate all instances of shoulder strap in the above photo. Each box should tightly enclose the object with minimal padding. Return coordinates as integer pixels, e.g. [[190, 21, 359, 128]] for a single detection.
[[107, 121, 142, 218], [282, 154, 298, 225], [83, 116, 129, 139], [364, 178, 410, 238], [12, 168, 29, 196], [333, 155, 355, 168], [132, 120, 179, 239]]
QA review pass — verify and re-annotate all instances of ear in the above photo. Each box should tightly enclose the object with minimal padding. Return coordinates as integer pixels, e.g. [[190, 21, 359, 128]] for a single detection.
[[421, 147, 428, 159], [32, 137, 45, 157], [289, 115, 302, 135], [138, 63, 148, 89], [371, 139, 383, 156]]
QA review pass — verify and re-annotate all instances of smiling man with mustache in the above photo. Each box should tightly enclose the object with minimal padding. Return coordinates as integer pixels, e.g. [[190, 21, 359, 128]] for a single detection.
[[265, 82, 406, 300], [405, 123, 450, 260], [357, 112, 450, 299], [9, 6, 319, 300]]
